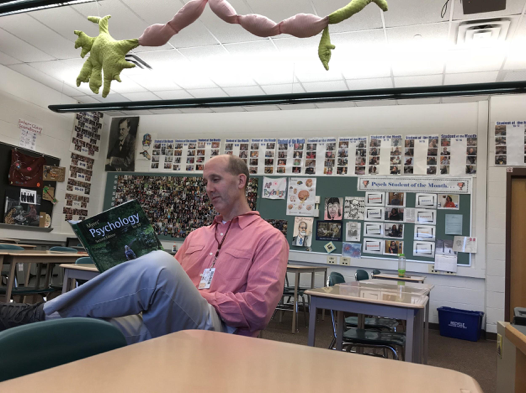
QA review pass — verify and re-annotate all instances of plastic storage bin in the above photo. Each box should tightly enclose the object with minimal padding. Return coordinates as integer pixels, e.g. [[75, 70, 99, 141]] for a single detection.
[[437, 307, 484, 342]]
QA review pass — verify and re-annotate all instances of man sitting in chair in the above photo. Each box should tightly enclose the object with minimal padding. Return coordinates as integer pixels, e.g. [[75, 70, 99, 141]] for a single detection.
[[0, 155, 289, 343]]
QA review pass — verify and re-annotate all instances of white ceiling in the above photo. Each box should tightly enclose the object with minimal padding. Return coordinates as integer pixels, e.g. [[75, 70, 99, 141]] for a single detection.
[[1, 0, 526, 114]]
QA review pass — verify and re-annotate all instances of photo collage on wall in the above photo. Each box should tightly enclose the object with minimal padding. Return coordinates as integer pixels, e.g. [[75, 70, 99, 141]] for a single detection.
[[439, 134, 477, 176], [112, 175, 258, 238], [404, 135, 439, 175], [249, 138, 276, 175], [305, 138, 337, 175], [368, 135, 403, 175], [337, 137, 367, 176], [494, 122, 526, 166], [224, 139, 250, 166], [151, 139, 174, 171], [66, 111, 101, 221], [276, 139, 305, 175]]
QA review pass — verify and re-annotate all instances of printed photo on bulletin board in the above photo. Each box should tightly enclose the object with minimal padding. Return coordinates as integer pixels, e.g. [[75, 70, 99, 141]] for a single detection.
[[316, 221, 342, 241], [106, 117, 140, 172], [324, 197, 343, 220]]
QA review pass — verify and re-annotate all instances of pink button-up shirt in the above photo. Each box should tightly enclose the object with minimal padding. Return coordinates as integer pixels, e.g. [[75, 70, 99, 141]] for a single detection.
[[175, 211, 289, 337]]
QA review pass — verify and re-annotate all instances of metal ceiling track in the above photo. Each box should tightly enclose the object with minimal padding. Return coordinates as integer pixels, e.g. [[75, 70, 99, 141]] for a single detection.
[[0, 0, 100, 16], [48, 81, 526, 113]]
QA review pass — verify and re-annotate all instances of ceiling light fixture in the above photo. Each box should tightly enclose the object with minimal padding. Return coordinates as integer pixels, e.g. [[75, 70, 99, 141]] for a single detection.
[[0, 0, 100, 17], [48, 81, 526, 113]]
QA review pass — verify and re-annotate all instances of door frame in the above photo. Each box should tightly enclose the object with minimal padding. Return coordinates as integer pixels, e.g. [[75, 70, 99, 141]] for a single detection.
[[505, 168, 526, 321]]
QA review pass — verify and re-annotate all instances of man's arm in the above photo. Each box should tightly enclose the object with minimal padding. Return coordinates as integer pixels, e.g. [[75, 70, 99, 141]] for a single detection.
[[200, 231, 289, 334]]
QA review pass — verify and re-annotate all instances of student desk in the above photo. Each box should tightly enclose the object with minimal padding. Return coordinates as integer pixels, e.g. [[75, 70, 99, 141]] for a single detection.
[[60, 263, 99, 293], [505, 323, 526, 393], [284, 264, 328, 333], [360, 279, 434, 364], [0, 330, 483, 393], [372, 273, 426, 283], [0, 237, 19, 243], [0, 250, 83, 301], [306, 282, 428, 363]]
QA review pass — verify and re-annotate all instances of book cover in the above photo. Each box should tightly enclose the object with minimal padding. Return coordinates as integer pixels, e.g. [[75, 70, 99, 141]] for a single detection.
[[69, 199, 163, 272]]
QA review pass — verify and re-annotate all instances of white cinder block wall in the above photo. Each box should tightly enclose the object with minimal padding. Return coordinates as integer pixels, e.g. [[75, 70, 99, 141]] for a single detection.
[[483, 95, 526, 333], [0, 64, 107, 240]]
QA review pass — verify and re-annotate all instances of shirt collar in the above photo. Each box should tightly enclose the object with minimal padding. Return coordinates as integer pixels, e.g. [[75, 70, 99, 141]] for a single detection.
[[213, 211, 260, 229]]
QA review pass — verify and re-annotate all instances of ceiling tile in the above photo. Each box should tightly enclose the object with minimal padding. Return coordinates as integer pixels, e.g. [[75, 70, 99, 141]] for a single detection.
[[153, 90, 194, 100], [446, 48, 506, 73], [72, 1, 149, 40], [72, 96, 99, 104], [311, 0, 384, 32], [346, 77, 393, 90], [453, 0, 525, 20], [223, 40, 278, 57], [178, 45, 228, 62], [0, 50, 21, 66], [383, 0, 448, 28], [502, 70, 526, 81], [444, 71, 499, 85], [223, 86, 265, 96], [109, 76, 149, 94], [187, 88, 229, 98], [0, 14, 79, 59], [9, 63, 86, 97], [341, 55, 392, 80], [0, 28, 54, 62], [302, 80, 348, 92], [293, 61, 346, 83], [97, 93, 131, 103], [130, 50, 186, 71], [30, 7, 92, 42], [252, 61, 295, 85], [260, 84, 305, 94], [121, 92, 161, 101], [394, 74, 443, 87], [386, 22, 451, 50], [330, 29, 387, 52], [207, 63, 257, 87], [391, 51, 446, 77], [128, 73, 181, 91]]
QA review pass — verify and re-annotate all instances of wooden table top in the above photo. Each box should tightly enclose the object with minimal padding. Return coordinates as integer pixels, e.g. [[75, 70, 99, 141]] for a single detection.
[[305, 284, 428, 309], [0, 330, 482, 393], [59, 263, 98, 272], [360, 279, 435, 294], [506, 324, 526, 356], [372, 273, 426, 283], [0, 243, 37, 249], [287, 264, 328, 272]]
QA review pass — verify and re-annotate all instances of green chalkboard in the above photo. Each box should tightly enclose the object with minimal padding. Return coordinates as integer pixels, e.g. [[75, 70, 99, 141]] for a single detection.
[[104, 173, 471, 265]]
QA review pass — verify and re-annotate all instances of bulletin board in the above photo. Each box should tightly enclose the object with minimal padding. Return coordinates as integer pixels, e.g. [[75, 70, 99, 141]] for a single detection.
[[0, 142, 60, 225], [103, 173, 472, 265]]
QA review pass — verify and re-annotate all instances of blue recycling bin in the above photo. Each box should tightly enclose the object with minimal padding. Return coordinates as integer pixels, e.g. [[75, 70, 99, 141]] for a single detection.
[[437, 307, 484, 342]]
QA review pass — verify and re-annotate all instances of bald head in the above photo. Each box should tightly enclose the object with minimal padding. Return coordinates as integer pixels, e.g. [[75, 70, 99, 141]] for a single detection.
[[205, 155, 249, 190]]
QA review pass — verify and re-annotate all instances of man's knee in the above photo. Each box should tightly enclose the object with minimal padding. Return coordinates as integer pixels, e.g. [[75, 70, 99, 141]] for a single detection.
[[135, 250, 183, 278]]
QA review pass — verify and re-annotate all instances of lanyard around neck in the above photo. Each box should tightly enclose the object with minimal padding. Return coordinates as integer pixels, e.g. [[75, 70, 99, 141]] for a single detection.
[[210, 220, 233, 268]]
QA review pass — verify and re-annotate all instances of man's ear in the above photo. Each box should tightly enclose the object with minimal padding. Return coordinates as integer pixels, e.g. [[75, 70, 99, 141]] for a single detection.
[[238, 174, 247, 190]]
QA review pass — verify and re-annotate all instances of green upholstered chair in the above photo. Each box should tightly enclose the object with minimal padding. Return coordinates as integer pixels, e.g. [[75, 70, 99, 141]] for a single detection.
[[0, 244, 24, 250], [49, 246, 78, 253], [0, 318, 127, 382], [76, 256, 93, 264], [372, 269, 381, 275], [327, 272, 405, 359], [355, 269, 369, 281]]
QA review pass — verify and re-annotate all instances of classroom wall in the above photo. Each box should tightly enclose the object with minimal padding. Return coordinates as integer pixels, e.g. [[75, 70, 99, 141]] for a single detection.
[[103, 100, 489, 328], [0, 64, 108, 241], [484, 94, 526, 333]]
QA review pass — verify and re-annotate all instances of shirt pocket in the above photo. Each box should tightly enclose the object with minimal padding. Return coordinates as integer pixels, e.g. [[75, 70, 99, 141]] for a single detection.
[[219, 248, 253, 280], [183, 244, 206, 271]]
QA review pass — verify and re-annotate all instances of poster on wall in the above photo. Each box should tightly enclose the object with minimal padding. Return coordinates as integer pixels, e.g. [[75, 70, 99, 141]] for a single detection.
[[286, 177, 317, 216], [368, 135, 403, 176], [19, 119, 42, 151], [292, 217, 314, 247], [404, 135, 439, 175], [224, 139, 250, 165], [494, 122, 526, 166], [136, 132, 155, 162], [439, 134, 477, 176], [276, 138, 305, 175], [357, 176, 472, 194], [337, 137, 367, 176], [262, 177, 286, 199], [344, 197, 365, 220], [305, 137, 337, 175], [70, 112, 103, 160], [249, 138, 276, 175], [104, 117, 138, 171]]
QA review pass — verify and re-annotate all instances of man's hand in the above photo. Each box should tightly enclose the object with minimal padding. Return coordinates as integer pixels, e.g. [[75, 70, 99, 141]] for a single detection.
[[318, 27, 335, 71]]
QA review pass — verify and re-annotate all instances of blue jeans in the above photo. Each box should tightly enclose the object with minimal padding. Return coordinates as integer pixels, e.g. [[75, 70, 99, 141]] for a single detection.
[[44, 250, 232, 344]]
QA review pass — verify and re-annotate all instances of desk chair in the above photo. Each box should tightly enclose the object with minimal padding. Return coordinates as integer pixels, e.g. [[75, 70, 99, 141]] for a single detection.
[[372, 269, 381, 275], [274, 275, 308, 331], [326, 272, 405, 360], [355, 269, 369, 281], [0, 318, 127, 382]]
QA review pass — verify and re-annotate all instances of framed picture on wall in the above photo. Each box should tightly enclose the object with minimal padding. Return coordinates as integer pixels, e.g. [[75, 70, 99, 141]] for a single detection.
[[316, 221, 342, 241], [105, 117, 140, 172]]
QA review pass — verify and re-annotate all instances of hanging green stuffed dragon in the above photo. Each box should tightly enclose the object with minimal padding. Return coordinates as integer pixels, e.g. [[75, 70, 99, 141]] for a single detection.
[[74, 0, 388, 97]]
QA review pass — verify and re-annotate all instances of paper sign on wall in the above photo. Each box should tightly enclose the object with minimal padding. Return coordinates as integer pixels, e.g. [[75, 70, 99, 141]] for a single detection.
[[262, 177, 286, 199]]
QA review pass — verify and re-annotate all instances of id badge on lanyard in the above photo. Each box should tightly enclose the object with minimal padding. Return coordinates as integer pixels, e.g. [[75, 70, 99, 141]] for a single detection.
[[198, 268, 215, 289]]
